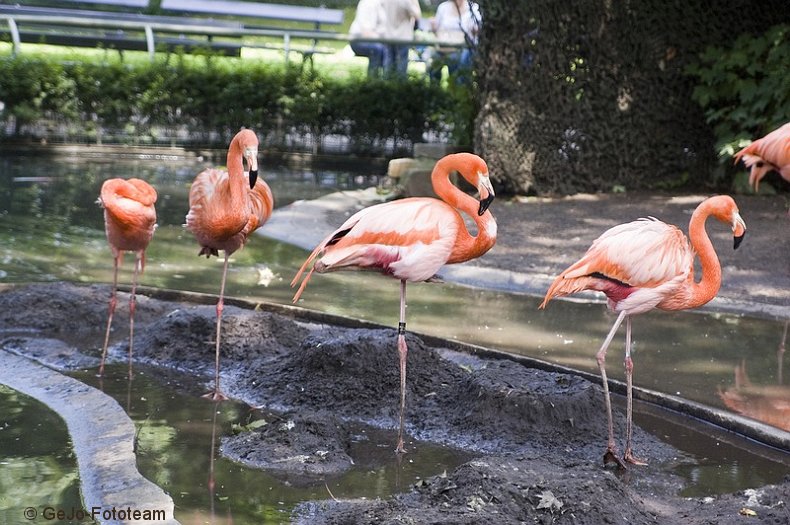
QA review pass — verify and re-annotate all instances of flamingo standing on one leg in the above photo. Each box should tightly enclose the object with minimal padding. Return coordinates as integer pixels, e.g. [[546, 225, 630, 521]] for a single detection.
[[98, 178, 157, 379], [733, 122, 790, 192], [540, 195, 746, 469], [186, 129, 274, 401], [291, 152, 497, 453]]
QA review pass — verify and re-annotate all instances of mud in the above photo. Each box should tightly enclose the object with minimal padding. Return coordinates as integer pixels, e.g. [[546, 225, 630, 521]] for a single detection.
[[0, 282, 788, 524]]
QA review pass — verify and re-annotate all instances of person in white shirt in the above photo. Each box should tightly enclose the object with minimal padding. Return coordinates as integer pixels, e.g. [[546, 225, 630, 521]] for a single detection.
[[382, 0, 422, 78], [430, 0, 481, 82], [349, 0, 392, 78]]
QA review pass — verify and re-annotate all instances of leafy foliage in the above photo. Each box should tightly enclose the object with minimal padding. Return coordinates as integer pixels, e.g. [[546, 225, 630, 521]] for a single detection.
[[686, 24, 790, 160], [0, 53, 468, 155]]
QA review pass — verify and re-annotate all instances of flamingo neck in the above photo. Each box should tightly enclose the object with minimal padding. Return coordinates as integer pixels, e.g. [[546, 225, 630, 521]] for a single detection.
[[686, 199, 722, 308], [227, 138, 246, 191], [431, 156, 496, 263]]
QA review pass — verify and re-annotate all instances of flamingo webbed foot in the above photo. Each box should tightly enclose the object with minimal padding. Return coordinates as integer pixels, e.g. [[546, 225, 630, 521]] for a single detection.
[[395, 439, 407, 455], [623, 448, 647, 466], [603, 447, 627, 470]]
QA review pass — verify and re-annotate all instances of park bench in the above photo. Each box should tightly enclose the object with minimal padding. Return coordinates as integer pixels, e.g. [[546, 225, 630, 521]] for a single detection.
[[0, 0, 345, 62]]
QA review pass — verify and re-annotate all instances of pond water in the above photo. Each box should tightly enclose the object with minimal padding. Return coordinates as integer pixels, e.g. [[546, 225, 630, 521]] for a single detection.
[[0, 153, 788, 520]]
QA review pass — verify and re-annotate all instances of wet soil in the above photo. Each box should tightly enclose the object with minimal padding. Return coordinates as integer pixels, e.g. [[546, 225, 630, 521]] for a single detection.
[[1, 282, 788, 524]]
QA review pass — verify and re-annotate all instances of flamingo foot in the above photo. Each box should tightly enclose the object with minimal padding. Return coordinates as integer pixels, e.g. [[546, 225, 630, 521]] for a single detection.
[[623, 448, 648, 466], [603, 446, 627, 470], [394, 437, 407, 455], [202, 390, 228, 402]]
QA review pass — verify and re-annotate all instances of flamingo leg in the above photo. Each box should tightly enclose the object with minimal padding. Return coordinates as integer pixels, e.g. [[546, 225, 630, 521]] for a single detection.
[[127, 251, 142, 380], [778, 320, 787, 385], [204, 253, 230, 401], [395, 279, 408, 454], [99, 251, 121, 377], [622, 315, 646, 465], [596, 309, 627, 469]]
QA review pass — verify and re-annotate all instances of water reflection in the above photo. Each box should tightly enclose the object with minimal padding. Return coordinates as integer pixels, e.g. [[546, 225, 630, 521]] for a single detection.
[[0, 385, 89, 525], [718, 322, 790, 432], [72, 365, 471, 524]]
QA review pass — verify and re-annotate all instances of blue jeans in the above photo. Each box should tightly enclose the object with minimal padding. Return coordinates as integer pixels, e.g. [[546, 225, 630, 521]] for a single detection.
[[390, 44, 410, 78], [351, 41, 391, 78], [429, 48, 473, 84]]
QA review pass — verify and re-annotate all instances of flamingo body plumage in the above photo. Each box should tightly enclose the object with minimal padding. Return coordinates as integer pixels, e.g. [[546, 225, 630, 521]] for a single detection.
[[733, 122, 790, 192], [98, 177, 157, 378], [292, 152, 497, 453], [541, 195, 746, 468], [186, 129, 274, 401]]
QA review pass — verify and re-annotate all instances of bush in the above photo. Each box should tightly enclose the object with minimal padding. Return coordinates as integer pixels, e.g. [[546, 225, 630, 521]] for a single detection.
[[0, 52, 469, 155], [686, 24, 790, 162]]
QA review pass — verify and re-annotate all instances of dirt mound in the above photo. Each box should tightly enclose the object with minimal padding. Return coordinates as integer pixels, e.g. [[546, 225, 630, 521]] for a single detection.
[[1, 282, 788, 524]]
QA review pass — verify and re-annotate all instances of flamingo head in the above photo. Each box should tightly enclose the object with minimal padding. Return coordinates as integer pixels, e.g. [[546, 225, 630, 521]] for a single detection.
[[707, 195, 747, 249], [235, 129, 260, 188], [454, 153, 495, 215]]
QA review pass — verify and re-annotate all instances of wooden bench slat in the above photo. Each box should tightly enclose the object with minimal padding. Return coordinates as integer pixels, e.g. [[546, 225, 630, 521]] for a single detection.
[[160, 0, 344, 26]]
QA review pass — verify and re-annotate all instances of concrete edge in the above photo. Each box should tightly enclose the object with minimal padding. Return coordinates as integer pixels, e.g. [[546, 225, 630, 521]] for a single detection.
[[0, 351, 179, 525]]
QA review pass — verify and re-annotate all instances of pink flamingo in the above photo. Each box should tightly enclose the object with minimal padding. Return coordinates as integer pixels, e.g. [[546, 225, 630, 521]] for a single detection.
[[186, 129, 274, 401], [291, 152, 497, 453], [540, 195, 746, 468], [733, 122, 790, 192], [98, 178, 157, 378]]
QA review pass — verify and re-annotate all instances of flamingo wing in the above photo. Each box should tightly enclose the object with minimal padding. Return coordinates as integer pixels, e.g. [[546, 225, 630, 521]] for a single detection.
[[100, 178, 157, 252], [291, 198, 461, 301], [243, 179, 274, 237], [541, 218, 692, 307], [734, 123, 790, 189]]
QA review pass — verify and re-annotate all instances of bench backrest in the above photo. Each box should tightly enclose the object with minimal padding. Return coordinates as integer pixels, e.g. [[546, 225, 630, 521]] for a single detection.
[[46, 0, 149, 8], [160, 0, 344, 26]]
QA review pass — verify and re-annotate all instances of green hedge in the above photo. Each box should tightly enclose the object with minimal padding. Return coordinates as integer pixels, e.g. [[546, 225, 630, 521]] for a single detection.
[[686, 24, 790, 166], [0, 53, 469, 155]]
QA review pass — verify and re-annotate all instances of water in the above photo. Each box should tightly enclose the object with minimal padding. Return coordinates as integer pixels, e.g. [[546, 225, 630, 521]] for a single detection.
[[0, 154, 788, 516]]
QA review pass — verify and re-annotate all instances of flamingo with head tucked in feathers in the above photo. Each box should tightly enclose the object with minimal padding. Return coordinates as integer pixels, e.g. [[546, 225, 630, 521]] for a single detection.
[[733, 122, 790, 192], [291, 152, 497, 454], [98, 178, 157, 379], [186, 129, 274, 401], [540, 195, 746, 469]]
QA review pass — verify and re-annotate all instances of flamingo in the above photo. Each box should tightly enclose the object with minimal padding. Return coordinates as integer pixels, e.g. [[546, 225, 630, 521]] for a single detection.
[[540, 195, 746, 469], [98, 178, 157, 379], [186, 129, 274, 401], [733, 122, 790, 192], [291, 152, 497, 453]]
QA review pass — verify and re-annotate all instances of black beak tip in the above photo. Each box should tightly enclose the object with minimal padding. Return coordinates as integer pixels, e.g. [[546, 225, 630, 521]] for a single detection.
[[734, 232, 745, 250], [249, 169, 258, 189], [478, 194, 495, 216]]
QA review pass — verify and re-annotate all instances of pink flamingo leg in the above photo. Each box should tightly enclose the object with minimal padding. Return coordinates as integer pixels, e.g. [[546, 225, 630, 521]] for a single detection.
[[779, 321, 787, 385], [395, 279, 408, 454], [126, 251, 143, 380], [204, 253, 230, 401], [623, 315, 646, 465], [99, 252, 121, 377], [596, 310, 627, 469]]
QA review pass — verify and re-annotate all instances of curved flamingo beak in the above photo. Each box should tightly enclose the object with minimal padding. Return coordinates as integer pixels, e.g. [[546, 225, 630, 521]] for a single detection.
[[732, 212, 746, 249], [245, 148, 259, 189], [477, 173, 495, 215]]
